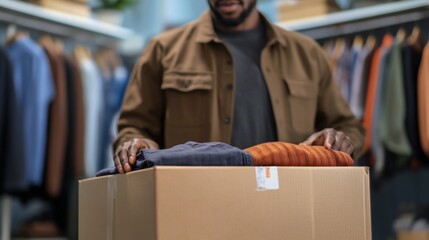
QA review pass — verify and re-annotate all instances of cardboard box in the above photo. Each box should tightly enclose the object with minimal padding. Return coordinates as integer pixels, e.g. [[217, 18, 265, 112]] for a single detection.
[[79, 167, 371, 240], [25, 0, 90, 17], [398, 232, 429, 240], [277, 1, 340, 22]]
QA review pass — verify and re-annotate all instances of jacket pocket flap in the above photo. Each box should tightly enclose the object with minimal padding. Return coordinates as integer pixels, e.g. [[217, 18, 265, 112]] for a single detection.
[[162, 72, 213, 92], [284, 79, 318, 98]]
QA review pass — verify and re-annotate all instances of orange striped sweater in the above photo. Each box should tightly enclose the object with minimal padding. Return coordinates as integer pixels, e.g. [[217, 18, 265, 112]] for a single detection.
[[246, 142, 354, 166]]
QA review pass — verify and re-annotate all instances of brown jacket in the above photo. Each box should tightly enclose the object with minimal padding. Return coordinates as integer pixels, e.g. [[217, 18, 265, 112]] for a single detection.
[[115, 11, 365, 157], [41, 45, 68, 197]]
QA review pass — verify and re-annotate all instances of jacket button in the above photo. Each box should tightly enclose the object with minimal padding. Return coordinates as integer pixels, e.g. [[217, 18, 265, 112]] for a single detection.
[[224, 117, 231, 124], [177, 80, 191, 89], [226, 84, 233, 90], [181, 82, 189, 88]]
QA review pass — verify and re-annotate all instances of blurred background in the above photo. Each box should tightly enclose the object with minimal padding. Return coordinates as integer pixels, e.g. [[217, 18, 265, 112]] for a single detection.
[[0, 0, 429, 239]]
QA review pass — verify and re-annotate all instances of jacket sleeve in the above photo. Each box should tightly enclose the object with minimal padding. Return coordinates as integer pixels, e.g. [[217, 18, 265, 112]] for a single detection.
[[113, 39, 165, 151], [314, 45, 366, 159]]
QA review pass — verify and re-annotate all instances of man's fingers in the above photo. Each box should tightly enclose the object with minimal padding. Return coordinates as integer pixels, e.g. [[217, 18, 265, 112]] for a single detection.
[[332, 131, 345, 150], [340, 138, 350, 152], [114, 155, 124, 174], [119, 147, 132, 173], [129, 140, 144, 165], [300, 128, 355, 156], [113, 138, 159, 174], [128, 138, 159, 164], [324, 130, 335, 149]]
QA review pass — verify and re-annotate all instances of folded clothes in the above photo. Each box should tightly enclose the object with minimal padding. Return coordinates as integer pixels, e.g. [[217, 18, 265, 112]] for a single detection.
[[246, 142, 354, 166], [96, 141, 252, 176], [96, 141, 353, 177]]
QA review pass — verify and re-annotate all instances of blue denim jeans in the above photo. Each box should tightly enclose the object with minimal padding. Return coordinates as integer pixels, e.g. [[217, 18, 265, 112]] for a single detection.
[[96, 142, 253, 176]]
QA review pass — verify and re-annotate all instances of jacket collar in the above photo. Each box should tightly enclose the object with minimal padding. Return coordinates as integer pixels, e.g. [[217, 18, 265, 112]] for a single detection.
[[195, 11, 287, 47]]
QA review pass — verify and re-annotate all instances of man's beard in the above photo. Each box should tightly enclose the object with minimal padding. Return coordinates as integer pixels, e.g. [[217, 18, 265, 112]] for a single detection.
[[208, 0, 257, 27]]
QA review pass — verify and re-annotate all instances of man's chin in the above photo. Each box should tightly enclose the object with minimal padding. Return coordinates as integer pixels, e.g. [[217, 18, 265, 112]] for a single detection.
[[210, 0, 257, 27], [221, 14, 243, 22], [218, 19, 245, 27]]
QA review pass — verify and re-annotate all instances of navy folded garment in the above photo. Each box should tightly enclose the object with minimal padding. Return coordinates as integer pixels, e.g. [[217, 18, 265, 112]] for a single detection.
[[96, 141, 253, 176]]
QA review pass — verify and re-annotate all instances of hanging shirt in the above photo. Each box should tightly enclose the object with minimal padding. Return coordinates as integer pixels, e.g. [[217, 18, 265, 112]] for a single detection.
[[0, 48, 15, 192], [372, 35, 394, 176], [418, 42, 429, 157], [402, 43, 427, 163], [6, 37, 54, 189], [380, 40, 412, 166], [0, 49, 8, 156], [42, 46, 68, 197], [348, 46, 360, 103], [217, 22, 277, 149], [363, 47, 382, 153], [349, 44, 374, 120], [334, 43, 353, 101], [79, 58, 104, 177], [363, 34, 393, 156], [63, 55, 77, 177], [68, 56, 85, 177]]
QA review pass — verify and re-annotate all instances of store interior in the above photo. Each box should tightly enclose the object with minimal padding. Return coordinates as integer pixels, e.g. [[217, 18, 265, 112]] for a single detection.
[[1, 0, 429, 239]]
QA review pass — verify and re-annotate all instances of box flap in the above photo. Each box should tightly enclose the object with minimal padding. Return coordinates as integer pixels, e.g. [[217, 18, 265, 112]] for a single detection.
[[115, 168, 156, 240], [79, 176, 113, 240]]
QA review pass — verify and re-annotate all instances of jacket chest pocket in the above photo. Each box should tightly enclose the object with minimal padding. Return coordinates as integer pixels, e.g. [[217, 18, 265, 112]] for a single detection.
[[285, 79, 318, 134], [161, 71, 213, 126]]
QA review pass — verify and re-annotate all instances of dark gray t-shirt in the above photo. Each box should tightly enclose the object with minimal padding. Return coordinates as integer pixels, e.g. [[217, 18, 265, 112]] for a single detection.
[[217, 23, 277, 149]]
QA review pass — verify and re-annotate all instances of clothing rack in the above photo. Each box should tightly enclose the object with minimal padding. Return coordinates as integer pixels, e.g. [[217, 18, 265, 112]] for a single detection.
[[298, 10, 429, 40], [0, 0, 134, 47], [0, 1, 133, 239], [278, 0, 429, 39]]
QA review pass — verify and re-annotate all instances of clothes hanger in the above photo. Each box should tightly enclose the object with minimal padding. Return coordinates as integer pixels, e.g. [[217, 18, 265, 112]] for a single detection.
[[38, 34, 55, 48], [382, 32, 394, 47], [5, 24, 28, 45], [333, 37, 346, 58], [395, 27, 407, 43], [106, 49, 122, 69], [365, 35, 377, 50], [54, 38, 64, 53], [352, 35, 364, 49], [74, 44, 87, 62], [84, 46, 92, 60], [323, 40, 337, 70], [6, 24, 17, 40], [95, 49, 111, 79], [407, 25, 422, 48], [76, 44, 94, 61]]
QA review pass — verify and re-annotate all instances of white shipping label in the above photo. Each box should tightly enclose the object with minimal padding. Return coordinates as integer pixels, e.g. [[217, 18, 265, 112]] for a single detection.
[[255, 167, 279, 190]]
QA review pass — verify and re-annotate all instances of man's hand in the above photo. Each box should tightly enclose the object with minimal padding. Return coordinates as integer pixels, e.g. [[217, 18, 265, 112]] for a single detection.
[[114, 138, 159, 173], [300, 128, 355, 156]]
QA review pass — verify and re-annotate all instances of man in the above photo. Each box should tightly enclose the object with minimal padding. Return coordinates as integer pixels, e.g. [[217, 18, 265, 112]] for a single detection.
[[113, 0, 365, 173]]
